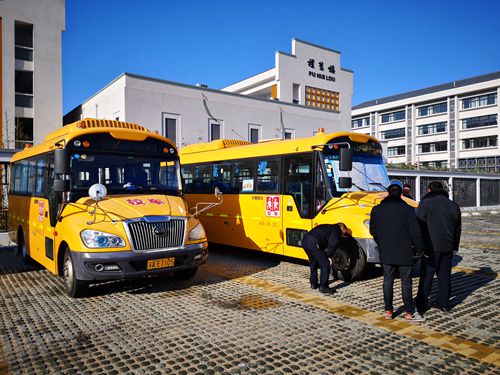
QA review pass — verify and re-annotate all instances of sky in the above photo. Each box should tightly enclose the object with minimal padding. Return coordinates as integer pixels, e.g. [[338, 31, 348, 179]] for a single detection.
[[62, 0, 500, 114]]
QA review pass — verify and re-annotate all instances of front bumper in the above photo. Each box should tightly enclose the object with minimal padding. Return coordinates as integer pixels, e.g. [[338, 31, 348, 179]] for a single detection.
[[71, 242, 208, 281], [355, 238, 379, 263]]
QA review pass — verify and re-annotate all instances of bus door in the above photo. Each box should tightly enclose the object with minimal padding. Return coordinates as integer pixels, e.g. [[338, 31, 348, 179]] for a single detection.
[[282, 154, 314, 259], [30, 156, 57, 271]]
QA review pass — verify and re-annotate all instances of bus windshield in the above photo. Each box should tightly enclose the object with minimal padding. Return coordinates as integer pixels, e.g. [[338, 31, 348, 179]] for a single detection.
[[70, 152, 181, 196], [322, 138, 389, 194]]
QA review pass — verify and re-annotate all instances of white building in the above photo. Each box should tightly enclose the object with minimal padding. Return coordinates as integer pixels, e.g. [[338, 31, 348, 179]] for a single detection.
[[0, 0, 65, 149], [65, 39, 354, 147], [352, 72, 500, 172]]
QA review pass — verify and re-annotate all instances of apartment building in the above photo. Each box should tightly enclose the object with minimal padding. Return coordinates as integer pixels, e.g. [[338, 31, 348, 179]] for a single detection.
[[0, 0, 65, 149], [352, 72, 500, 172]]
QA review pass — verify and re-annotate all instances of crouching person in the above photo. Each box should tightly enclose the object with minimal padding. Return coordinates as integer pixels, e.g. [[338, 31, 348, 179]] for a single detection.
[[370, 180, 425, 322], [302, 223, 348, 295]]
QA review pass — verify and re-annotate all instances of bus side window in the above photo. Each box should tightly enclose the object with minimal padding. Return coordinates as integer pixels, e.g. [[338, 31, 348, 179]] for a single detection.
[[181, 165, 194, 192], [232, 159, 254, 193], [256, 158, 280, 193], [192, 164, 212, 193], [314, 157, 328, 213], [20, 161, 29, 195], [35, 158, 46, 196], [10, 163, 21, 194], [212, 162, 232, 193], [284, 155, 313, 218]]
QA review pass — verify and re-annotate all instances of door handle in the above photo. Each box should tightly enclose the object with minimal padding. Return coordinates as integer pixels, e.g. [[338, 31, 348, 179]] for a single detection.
[[45, 211, 48, 218]]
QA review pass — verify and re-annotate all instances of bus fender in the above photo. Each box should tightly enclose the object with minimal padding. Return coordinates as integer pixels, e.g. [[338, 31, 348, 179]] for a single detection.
[[355, 238, 380, 263]]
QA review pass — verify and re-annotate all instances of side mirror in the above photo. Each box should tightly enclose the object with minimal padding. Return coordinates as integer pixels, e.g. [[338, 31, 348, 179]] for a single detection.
[[338, 177, 352, 189], [88, 183, 107, 202], [339, 148, 352, 171], [54, 179, 70, 192], [54, 148, 70, 175]]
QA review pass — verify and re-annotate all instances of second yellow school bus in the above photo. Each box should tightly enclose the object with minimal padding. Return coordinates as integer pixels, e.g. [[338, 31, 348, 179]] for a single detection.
[[180, 129, 401, 280]]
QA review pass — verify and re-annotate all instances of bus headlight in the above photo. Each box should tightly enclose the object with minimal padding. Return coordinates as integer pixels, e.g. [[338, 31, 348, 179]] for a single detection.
[[81, 230, 126, 248], [188, 223, 206, 241]]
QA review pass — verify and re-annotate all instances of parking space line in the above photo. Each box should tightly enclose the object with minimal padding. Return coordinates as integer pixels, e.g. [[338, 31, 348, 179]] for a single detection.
[[203, 264, 500, 367], [460, 243, 500, 251], [452, 266, 499, 279]]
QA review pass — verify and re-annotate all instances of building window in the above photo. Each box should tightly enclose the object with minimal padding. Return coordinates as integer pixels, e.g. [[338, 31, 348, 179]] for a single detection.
[[417, 141, 447, 153], [417, 121, 447, 135], [15, 117, 34, 149], [164, 118, 177, 144], [380, 110, 405, 123], [15, 70, 33, 108], [417, 102, 447, 117], [305, 86, 339, 111], [284, 128, 294, 139], [210, 122, 221, 141], [380, 128, 405, 140], [461, 92, 497, 109], [461, 114, 497, 130], [387, 146, 405, 156], [249, 124, 261, 143], [461, 135, 498, 149], [351, 117, 370, 128], [15, 21, 33, 62], [293, 84, 300, 104], [421, 160, 448, 169]]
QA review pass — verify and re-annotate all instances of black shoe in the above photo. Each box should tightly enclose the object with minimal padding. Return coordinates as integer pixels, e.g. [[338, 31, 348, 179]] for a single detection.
[[319, 287, 336, 295], [310, 283, 319, 290]]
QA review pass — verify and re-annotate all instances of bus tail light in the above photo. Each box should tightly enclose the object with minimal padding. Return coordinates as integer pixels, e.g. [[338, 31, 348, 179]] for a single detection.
[[82, 141, 90, 148]]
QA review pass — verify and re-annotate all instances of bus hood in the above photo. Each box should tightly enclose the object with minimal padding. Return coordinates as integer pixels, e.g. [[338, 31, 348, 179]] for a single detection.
[[75, 194, 188, 221], [328, 191, 418, 210]]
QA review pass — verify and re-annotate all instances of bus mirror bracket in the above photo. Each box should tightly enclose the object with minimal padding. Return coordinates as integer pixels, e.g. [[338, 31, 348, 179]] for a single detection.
[[54, 148, 70, 175], [191, 187, 223, 217], [53, 179, 70, 192], [338, 177, 352, 189]]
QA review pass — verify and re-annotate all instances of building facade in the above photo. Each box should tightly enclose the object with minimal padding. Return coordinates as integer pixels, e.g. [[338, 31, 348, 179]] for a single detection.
[[0, 0, 65, 149], [65, 39, 354, 147], [351, 72, 500, 172]]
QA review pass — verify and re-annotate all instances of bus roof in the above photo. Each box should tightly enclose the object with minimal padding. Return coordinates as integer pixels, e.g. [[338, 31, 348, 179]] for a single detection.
[[179, 130, 380, 163], [11, 118, 177, 162]]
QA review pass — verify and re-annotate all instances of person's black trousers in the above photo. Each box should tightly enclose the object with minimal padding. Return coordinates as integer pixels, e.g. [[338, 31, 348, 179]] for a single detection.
[[302, 235, 330, 288], [382, 264, 414, 313], [416, 251, 453, 311]]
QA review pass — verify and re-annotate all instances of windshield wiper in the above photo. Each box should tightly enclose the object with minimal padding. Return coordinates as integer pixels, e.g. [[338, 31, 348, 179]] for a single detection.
[[351, 182, 365, 191], [368, 182, 386, 189]]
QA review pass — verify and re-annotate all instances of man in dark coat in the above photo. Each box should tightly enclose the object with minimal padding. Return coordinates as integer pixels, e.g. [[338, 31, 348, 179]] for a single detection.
[[370, 180, 425, 321], [416, 181, 461, 313], [302, 223, 347, 294]]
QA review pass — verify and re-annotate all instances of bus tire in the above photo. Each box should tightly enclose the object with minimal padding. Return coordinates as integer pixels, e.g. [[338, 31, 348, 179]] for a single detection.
[[174, 267, 198, 280], [331, 241, 366, 282], [62, 250, 88, 298], [17, 230, 32, 266]]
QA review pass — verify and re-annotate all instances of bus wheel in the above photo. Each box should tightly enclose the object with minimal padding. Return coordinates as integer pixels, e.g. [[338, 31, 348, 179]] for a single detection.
[[174, 267, 198, 280], [17, 231, 32, 265], [332, 242, 366, 282], [63, 250, 88, 298]]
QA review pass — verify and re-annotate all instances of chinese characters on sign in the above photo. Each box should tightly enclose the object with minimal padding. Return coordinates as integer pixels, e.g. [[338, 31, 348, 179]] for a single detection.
[[265, 195, 280, 217], [307, 58, 336, 82]]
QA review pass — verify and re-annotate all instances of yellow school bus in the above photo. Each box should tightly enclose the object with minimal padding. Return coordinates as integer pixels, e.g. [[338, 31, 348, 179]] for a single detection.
[[8, 119, 208, 297], [180, 129, 397, 280]]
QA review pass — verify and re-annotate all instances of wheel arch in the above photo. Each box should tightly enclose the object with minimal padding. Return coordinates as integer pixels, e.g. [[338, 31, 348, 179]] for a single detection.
[[56, 241, 69, 276]]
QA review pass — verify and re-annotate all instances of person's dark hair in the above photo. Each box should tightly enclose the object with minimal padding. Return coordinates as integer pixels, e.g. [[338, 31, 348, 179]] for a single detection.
[[388, 185, 402, 197], [428, 181, 444, 192], [404, 183, 411, 189]]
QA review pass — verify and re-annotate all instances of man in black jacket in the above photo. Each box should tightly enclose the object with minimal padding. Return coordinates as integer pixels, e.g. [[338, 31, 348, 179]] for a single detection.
[[302, 223, 347, 294], [416, 181, 461, 313], [370, 180, 425, 321]]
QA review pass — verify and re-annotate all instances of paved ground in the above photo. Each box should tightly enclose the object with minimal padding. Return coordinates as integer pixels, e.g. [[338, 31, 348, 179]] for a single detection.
[[0, 214, 499, 374]]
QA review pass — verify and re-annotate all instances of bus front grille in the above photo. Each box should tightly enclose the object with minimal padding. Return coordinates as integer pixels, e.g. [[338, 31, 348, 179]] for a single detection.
[[127, 219, 185, 251]]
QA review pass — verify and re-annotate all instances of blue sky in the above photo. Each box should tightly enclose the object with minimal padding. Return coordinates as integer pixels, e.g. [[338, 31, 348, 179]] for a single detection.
[[62, 0, 500, 114]]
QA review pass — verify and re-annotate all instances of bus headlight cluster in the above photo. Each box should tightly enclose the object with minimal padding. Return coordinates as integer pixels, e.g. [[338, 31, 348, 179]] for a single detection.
[[188, 223, 206, 241], [81, 230, 126, 248]]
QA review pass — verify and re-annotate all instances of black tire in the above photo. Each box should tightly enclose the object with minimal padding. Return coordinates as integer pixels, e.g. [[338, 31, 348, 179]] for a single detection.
[[62, 250, 88, 298], [174, 267, 198, 280], [17, 231, 32, 266], [331, 241, 366, 282]]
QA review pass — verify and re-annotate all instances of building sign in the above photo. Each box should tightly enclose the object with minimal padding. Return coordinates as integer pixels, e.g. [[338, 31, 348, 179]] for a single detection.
[[307, 58, 336, 82], [265, 195, 280, 217]]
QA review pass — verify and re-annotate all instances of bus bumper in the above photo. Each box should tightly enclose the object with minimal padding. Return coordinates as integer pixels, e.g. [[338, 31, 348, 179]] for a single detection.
[[355, 238, 379, 263], [70, 242, 208, 281]]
